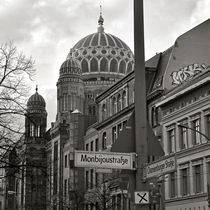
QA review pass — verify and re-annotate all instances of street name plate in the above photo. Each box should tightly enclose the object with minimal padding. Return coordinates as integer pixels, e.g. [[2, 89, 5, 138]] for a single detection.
[[144, 155, 176, 179], [74, 150, 135, 170]]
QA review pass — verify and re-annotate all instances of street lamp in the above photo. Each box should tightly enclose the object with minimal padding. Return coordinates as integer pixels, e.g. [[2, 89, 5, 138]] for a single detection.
[[178, 122, 210, 208], [177, 123, 210, 141]]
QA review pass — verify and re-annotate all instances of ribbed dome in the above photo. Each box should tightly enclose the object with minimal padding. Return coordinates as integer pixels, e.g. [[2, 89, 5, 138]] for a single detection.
[[59, 57, 82, 77], [27, 88, 46, 113], [67, 19, 134, 76]]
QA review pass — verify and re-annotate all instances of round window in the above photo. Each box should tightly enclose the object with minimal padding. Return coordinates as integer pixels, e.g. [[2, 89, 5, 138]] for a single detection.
[[101, 50, 107, 54]]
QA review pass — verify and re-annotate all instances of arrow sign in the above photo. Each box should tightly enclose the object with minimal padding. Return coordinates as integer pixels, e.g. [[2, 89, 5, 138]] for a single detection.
[[134, 191, 149, 204]]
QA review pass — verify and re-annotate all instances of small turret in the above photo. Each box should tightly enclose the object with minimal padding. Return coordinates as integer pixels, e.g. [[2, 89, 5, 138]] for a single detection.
[[25, 87, 47, 138]]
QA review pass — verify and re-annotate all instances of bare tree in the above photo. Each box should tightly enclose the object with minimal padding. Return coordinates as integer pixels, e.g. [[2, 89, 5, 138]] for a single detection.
[[0, 41, 35, 158], [85, 174, 129, 210], [48, 187, 86, 210]]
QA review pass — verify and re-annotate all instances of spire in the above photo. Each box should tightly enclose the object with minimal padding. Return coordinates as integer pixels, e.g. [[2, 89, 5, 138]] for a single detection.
[[98, 5, 104, 26], [35, 85, 38, 92], [98, 5, 104, 33]]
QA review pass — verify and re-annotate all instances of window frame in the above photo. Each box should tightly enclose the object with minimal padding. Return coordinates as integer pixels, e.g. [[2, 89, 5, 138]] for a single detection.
[[167, 128, 176, 154], [102, 132, 107, 149]]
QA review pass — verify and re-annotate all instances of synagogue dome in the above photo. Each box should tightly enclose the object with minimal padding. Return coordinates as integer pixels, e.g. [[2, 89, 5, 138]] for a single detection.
[[59, 57, 82, 77], [67, 14, 134, 79], [27, 87, 46, 113]]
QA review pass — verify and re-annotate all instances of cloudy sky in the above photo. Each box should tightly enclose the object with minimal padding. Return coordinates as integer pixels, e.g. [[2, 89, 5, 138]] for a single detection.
[[0, 0, 209, 128]]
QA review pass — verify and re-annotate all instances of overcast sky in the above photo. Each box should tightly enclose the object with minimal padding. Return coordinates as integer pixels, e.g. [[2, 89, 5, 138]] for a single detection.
[[0, 0, 209, 128]]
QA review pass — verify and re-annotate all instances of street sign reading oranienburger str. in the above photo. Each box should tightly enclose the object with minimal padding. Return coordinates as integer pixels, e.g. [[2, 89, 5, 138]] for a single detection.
[[74, 150, 136, 170], [144, 155, 176, 179]]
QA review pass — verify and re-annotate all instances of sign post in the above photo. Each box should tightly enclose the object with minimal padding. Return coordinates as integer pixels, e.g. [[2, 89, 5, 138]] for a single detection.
[[134, 0, 148, 209]]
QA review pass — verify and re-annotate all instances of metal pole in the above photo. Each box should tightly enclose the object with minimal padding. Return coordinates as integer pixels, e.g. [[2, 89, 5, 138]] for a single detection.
[[134, 0, 149, 209]]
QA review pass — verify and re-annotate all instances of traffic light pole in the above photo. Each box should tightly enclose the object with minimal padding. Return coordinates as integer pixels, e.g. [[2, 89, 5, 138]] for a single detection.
[[134, 0, 149, 209]]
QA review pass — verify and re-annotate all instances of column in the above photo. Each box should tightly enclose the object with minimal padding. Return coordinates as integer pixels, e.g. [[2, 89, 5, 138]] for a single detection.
[[189, 161, 194, 195], [203, 157, 208, 193]]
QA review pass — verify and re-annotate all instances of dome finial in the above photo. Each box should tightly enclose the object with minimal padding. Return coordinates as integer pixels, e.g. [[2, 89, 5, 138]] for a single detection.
[[98, 5, 103, 26], [35, 85, 38, 92], [98, 5, 104, 33]]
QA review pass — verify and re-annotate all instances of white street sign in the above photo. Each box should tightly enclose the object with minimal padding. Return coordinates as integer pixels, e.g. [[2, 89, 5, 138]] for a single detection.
[[134, 191, 149, 204], [74, 150, 136, 170], [144, 155, 176, 179]]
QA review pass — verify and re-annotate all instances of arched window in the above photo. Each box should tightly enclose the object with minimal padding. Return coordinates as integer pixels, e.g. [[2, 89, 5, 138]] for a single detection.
[[102, 104, 106, 120], [119, 60, 126, 74], [35, 126, 41, 137], [102, 132, 107, 149], [81, 59, 88, 73], [100, 58, 108, 72], [29, 124, 41, 137], [90, 58, 98, 72], [112, 97, 117, 114], [122, 90, 127, 109], [127, 62, 132, 73], [110, 59, 118, 72], [29, 123, 34, 137], [117, 94, 121, 112]]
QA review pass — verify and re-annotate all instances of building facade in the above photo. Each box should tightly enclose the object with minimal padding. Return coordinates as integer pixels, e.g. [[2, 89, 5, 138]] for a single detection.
[[152, 20, 210, 210], [83, 19, 210, 210], [5, 14, 210, 210], [46, 14, 134, 210]]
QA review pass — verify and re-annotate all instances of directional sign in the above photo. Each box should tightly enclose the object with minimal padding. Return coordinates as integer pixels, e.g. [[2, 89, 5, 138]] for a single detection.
[[134, 191, 149, 204], [74, 150, 136, 170]]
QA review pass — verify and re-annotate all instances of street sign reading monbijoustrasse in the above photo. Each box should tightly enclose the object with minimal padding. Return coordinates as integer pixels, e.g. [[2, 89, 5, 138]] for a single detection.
[[74, 150, 136, 170]]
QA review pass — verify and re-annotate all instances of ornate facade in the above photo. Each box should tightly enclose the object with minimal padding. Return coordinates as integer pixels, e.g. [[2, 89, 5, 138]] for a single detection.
[[5, 88, 48, 210], [83, 19, 210, 210], [5, 13, 210, 210], [46, 14, 134, 210]]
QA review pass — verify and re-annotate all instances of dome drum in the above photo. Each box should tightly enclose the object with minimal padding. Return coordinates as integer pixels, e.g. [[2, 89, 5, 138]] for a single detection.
[[79, 57, 133, 75]]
